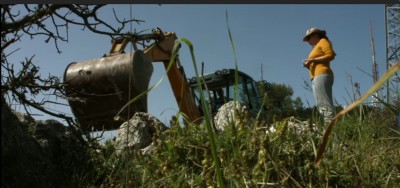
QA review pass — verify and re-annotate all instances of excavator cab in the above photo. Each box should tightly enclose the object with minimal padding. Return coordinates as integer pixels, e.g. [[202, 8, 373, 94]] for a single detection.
[[188, 69, 263, 115]]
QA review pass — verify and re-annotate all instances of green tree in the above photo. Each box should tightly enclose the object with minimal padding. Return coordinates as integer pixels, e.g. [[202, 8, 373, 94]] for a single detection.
[[257, 81, 305, 123]]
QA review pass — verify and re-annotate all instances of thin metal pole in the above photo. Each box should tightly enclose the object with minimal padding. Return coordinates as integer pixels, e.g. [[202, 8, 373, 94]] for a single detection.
[[385, 4, 390, 103]]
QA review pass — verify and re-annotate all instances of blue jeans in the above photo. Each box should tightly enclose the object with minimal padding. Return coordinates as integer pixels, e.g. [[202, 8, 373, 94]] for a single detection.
[[312, 74, 335, 123]]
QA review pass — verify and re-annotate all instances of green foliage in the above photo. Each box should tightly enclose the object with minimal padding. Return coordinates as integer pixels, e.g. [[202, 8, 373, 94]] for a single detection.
[[73, 107, 400, 187], [257, 81, 309, 122], [315, 63, 399, 167], [321, 109, 400, 187]]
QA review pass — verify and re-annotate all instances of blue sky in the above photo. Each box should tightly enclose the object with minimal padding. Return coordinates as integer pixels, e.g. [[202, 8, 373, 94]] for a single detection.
[[6, 4, 387, 125]]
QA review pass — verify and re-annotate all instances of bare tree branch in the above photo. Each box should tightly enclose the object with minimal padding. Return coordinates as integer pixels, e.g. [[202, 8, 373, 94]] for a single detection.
[[1, 4, 144, 51], [1, 4, 144, 134]]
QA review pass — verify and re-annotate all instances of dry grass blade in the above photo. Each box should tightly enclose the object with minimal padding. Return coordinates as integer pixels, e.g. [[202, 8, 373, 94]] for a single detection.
[[314, 62, 400, 167]]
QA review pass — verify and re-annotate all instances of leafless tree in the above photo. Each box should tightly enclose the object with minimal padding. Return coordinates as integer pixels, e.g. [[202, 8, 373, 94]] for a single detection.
[[1, 4, 142, 129]]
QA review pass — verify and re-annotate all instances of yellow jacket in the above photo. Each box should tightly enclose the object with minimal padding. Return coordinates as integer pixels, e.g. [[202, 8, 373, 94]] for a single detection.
[[307, 38, 336, 79]]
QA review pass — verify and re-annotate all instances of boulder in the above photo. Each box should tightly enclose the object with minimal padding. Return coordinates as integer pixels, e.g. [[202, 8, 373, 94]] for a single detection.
[[15, 111, 35, 126], [115, 112, 168, 153], [1, 96, 54, 188], [29, 119, 90, 179], [213, 101, 254, 131], [140, 142, 157, 156], [1, 94, 90, 188]]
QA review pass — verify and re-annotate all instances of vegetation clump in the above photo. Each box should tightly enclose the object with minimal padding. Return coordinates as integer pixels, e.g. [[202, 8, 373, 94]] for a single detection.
[[76, 105, 400, 187]]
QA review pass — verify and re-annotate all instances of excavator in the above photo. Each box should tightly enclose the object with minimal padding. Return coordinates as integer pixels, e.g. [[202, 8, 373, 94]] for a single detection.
[[64, 28, 263, 131]]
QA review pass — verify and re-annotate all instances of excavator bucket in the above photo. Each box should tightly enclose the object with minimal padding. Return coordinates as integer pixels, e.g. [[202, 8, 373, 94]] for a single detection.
[[64, 50, 153, 131]]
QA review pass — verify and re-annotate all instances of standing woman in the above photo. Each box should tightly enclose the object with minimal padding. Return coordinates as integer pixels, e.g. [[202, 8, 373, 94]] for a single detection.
[[303, 27, 336, 123]]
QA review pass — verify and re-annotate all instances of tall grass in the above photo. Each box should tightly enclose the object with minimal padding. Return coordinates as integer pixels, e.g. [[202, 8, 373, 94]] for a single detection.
[[315, 62, 400, 167], [172, 38, 226, 187], [73, 101, 400, 187]]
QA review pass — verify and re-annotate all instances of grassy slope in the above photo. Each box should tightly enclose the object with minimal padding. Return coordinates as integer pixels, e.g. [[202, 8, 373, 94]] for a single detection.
[[74, 107, 400, 187]]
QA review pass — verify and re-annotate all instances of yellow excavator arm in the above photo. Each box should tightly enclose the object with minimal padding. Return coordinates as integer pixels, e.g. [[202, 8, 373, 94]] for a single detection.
[[142, 31, 202, 124]]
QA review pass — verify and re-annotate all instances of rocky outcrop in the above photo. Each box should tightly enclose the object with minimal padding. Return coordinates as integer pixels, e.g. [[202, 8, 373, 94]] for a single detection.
[[115, 112, 168, 154], [1, 95, 90, 188], [29, 119, 90, 180], [2, 99, 53, 187], [213, 101, 254, 131]]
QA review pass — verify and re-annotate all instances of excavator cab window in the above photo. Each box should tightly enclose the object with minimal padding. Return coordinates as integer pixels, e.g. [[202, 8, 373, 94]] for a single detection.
[[214, 88, 227, 107], [191, 80, 228, 115], [227, 76, 259, 110], [189, 69, 263, 116], [245, 79, 263, 112]]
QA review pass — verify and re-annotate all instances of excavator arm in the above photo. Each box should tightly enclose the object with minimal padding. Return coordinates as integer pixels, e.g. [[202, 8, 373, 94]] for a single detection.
[[141, 31, 202, 124], [64, 29, 201, 131]]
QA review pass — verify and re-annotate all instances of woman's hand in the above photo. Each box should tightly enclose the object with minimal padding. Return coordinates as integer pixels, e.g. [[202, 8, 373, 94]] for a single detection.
[[302, 58, 314, 68]]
